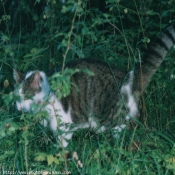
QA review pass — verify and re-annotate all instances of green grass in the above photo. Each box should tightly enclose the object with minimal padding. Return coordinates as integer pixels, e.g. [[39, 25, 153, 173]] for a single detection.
[[1, 0, 175, 174], [1, 119, 175, 175]]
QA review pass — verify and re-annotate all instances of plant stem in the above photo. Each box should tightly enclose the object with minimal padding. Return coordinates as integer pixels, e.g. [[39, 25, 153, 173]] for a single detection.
[[62, 4, 78, 72]]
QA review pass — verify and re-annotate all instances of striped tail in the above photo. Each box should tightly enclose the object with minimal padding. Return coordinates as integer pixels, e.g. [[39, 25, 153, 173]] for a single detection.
[[133, 23, 175, 99]]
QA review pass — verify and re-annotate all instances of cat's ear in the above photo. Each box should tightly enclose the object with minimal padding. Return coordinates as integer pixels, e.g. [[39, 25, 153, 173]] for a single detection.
[[30, 71, 42, 90], [13, 69, 24, 84]]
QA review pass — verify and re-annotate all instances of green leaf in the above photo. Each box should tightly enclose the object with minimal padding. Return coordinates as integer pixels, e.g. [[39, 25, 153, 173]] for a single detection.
[[6, 122, 20, 132], [146, 10, 159, 16], [0, 128, 6, 138], [81, 68, 94, 76], [34, 152, 47, 162], [47, 154, 59, 165]]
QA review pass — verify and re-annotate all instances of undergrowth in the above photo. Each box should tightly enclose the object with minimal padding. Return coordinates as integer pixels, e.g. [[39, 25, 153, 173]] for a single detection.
[[1, 0, 175, 174]]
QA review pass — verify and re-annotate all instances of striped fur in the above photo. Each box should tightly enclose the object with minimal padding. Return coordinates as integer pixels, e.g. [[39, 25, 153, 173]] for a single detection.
[[13, 23, 175, 147], [133, 24, 175, 100]]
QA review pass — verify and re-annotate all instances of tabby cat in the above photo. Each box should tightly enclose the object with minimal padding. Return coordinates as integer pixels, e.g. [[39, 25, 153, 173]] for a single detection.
[[13, 24, 175, 147]]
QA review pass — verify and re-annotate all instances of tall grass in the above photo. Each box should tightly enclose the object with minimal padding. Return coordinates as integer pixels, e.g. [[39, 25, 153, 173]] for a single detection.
[[1, 0, 175, 174]]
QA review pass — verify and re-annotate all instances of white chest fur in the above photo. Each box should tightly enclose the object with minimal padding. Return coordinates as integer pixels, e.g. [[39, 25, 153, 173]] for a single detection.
[[44, 92, 73, 147]]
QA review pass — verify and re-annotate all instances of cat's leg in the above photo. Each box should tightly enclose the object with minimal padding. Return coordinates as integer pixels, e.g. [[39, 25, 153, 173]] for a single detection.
[[45, 102, 74, 147], [39, 118, 48, 127], [51, 121, 74, 148], [112, 124, 126, 138], [58, 132, 73, 148]]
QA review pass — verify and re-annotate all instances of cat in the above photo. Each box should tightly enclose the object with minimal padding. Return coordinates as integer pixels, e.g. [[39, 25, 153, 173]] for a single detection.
[[13, 23, 175, 147]]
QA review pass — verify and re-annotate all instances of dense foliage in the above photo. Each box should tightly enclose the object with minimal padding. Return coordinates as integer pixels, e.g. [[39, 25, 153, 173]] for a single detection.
[[1, 0, 175, 174]]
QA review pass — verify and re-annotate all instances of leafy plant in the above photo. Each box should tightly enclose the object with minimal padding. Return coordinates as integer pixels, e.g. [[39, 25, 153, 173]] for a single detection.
[[0, 0, 175, 174]]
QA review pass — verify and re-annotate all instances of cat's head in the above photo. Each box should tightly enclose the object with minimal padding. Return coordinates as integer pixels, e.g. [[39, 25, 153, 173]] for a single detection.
[[13, 69, 50, 112]]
